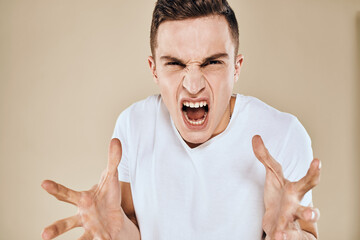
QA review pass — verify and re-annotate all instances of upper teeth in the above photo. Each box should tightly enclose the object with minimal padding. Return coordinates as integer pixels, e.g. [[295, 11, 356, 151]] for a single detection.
[[183, 101, 207, 108]]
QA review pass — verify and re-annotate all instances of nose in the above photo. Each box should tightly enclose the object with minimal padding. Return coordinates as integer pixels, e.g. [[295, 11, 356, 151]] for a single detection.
[[182, 65, 205, 95]]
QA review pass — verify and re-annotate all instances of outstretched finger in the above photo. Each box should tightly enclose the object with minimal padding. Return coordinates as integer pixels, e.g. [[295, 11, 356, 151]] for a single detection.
[[41, 180, 81, 205], [295, 158, 321, 198], [41, 215, 81, 240], [252, 135, 284, 182], [107, 138, 122, 175], [295, 205, 320, 222]]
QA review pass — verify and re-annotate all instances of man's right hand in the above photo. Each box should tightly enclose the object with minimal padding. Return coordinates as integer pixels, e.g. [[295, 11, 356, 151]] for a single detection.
[[41, 138, 140, 240]]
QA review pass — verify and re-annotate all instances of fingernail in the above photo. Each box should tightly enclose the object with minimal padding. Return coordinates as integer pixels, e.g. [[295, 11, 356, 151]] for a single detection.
[[41, 230, 50, 240], [318, 160, 322, 169], [311, 211, 316, 220]]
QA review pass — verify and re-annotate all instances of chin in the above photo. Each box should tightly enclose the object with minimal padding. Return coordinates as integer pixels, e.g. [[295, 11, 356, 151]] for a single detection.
[[180, 130, 211, 146]]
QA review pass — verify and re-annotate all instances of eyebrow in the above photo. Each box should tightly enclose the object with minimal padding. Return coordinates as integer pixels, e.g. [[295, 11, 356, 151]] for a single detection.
[[203, 53, 229, 62], [159, 53, 229, 64]]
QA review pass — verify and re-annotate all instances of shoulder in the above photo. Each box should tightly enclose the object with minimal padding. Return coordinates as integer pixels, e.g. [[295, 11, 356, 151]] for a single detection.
[[237, 94, 306, 138], [234, 94, 314, 204], [247, 95, 312, 173], [119, 94, 161, 119], [114, 94, 161, 124], [238, 94, 296, 125], [235, 94, 312, 160], [112, 94, 162, 139]]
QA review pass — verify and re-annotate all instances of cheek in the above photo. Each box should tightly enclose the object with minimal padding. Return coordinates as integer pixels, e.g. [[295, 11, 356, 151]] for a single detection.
[[157, 70, 183, 91], [205, 69, 234, 92], [156, 72, 183, 112]]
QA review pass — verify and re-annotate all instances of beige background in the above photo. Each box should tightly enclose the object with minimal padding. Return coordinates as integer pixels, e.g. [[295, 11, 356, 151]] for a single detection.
[[1, 0, 359, 239]]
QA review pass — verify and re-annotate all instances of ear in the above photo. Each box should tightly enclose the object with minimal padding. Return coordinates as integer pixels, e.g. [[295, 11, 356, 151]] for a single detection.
[[234, 54, 244, 83], [148, 56, 159, 84]]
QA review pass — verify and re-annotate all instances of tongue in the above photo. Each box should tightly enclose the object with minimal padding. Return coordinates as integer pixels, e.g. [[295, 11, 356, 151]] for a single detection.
[[186, 107, 205, 120]]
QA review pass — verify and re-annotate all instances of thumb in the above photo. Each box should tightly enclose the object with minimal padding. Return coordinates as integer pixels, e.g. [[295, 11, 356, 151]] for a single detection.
[[252, 135, 284, 180], [107, 138, 122, 174], [252, 135, 269, 167]]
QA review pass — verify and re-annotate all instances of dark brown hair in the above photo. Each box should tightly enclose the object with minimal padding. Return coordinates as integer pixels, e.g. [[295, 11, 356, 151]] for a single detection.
[[150, 0, 239, 58]]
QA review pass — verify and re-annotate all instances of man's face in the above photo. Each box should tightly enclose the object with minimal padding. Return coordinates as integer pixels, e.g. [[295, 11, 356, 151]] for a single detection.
[[149, 15, 243, 146]]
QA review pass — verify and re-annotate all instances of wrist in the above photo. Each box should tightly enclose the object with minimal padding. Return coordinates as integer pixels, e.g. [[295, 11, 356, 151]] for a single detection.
[[115, 215, 140, 240]]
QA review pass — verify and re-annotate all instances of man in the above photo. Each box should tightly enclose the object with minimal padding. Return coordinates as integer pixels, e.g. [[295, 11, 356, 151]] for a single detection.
[[41, 0, 321, 239]]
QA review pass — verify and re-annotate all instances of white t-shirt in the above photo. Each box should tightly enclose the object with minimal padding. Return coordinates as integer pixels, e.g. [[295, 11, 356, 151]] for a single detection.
[[112, 94, 313, 240]]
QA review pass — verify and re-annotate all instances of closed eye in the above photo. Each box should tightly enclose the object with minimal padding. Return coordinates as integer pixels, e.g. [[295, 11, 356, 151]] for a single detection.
[[209, 60, 222, 64], [166, 62, 185, 67], [201, 60, 223, 67]]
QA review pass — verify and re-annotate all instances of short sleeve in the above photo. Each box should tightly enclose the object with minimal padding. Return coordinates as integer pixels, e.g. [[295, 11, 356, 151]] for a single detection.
[[277, 117, 313, 207], [112, 111, 131, 183]]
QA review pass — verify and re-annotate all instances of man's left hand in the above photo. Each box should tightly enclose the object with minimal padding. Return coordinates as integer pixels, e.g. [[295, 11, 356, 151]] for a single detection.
[[252, 135, 321, 240]]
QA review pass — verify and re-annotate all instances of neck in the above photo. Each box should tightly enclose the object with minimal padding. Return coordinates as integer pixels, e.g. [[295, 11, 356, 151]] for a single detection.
[[211, 95, 235, 137]]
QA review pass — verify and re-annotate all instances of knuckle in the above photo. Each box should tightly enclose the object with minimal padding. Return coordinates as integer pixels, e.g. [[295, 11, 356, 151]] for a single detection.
[[311, 177, 320, 186], [52, 226, 60, 236], [46, 225, 59, 238], [306, 178, 319, 189]]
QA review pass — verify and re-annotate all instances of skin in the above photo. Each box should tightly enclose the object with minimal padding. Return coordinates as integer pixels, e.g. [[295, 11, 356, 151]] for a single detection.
[[252, 136, 320, 239], [41, 15, 321, 240], [148, 15, 243, 146], [41, 139, 140, 240]]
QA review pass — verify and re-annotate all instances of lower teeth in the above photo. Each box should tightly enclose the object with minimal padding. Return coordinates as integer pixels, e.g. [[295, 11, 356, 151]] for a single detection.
[[184, 112, 207, 125]]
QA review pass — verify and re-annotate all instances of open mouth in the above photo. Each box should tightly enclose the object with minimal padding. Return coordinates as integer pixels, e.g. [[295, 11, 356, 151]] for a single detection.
[[181, 100, 209, 127]]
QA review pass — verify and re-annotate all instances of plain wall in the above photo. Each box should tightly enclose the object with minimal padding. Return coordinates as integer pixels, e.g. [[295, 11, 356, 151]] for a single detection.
[[0, 0, 359, 239]]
